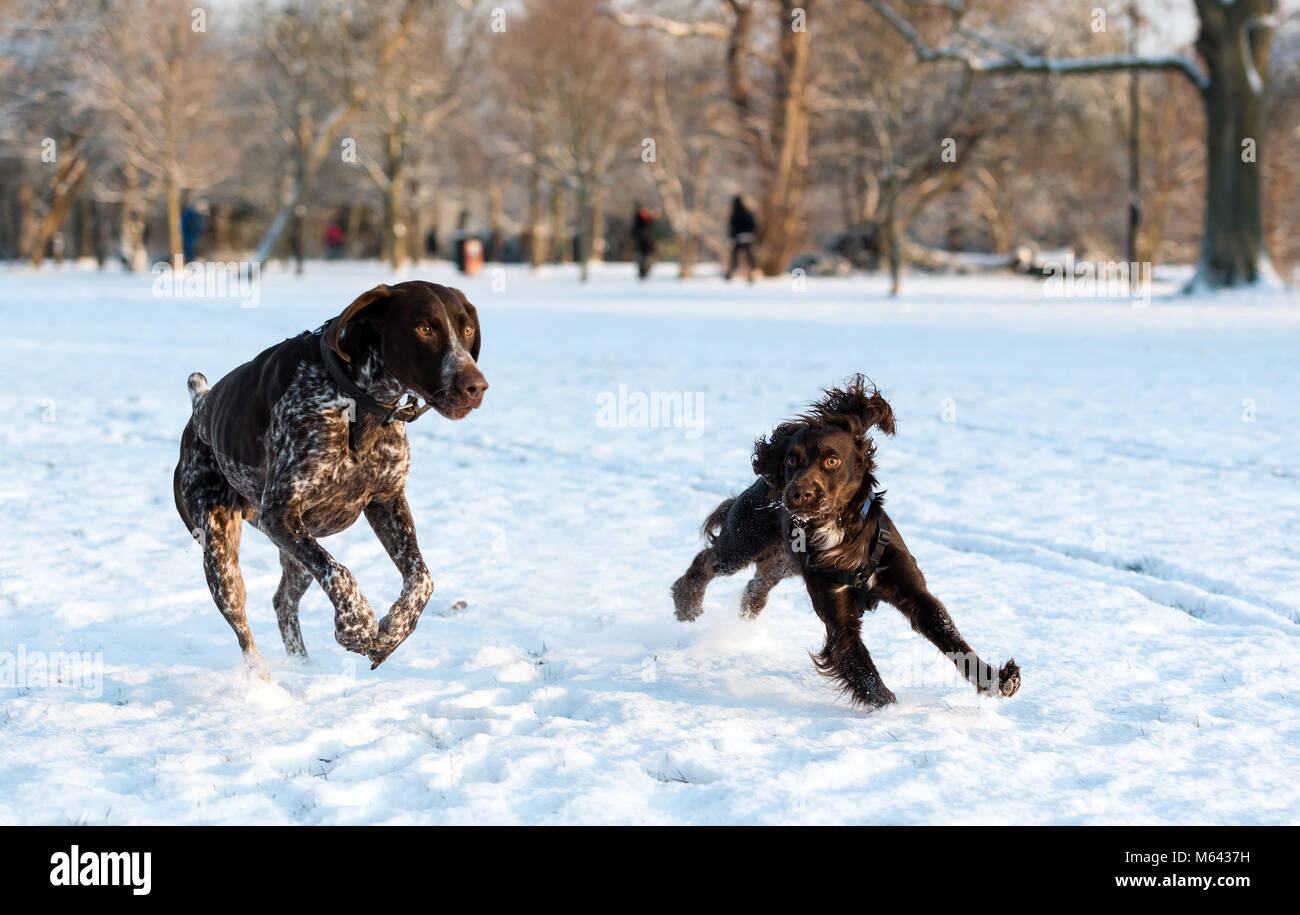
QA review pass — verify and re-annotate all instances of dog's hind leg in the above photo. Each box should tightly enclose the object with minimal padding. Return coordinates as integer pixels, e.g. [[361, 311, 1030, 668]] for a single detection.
[[199, 504, 268, 678], [273, 551, 312, 659], [672, 548, 717, 621], [740, 547, 796, 619], [176, 421, 267, 677]]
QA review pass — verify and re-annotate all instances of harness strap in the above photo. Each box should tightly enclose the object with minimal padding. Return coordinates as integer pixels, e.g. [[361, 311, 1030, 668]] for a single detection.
[[814, 522, 892, 615]]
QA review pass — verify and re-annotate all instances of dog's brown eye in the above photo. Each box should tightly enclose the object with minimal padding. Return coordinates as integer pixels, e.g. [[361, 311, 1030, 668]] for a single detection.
[[463, 324, 474, 338], [825, 456, 841, 469], [416, 323, 434, 337], [786, 455, 797, 466]]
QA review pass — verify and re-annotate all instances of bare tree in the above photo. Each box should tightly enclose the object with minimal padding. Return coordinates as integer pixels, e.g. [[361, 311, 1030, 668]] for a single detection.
[[249, 0, 419, 268], [351, 3, 471, 269], [1, 1, 98, 265], [510, 0, 641, 281], [76, 0, 228, 267], [608, 0, 820, 276], [865, 0, 1283, 291]]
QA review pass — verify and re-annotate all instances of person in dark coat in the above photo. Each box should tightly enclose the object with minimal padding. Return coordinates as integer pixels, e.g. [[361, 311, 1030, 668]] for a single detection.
[[725, 195, 757, 282], [325, 221, 345, 259], [181, 201, 206, 263], [632, 203, 658, 280]]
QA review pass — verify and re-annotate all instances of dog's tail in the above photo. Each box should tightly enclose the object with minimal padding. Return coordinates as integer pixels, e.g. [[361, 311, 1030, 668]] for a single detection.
[[700, 496, 735, 544], [187, 372, 209, 408]]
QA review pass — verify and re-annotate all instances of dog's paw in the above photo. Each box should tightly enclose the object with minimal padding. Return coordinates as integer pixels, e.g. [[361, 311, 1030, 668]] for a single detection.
[[368, 622, 417, 669], [997, 658, 1021, 697], [242, 649, 272, 683], [860, 688, 897, 710], [671, 579, 704, 622], [739, 586, 768, 620]]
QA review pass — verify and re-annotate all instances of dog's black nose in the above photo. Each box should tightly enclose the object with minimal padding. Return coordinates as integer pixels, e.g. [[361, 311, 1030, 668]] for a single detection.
[[788, 482, 818, 509], [455, 368, 488, 405]]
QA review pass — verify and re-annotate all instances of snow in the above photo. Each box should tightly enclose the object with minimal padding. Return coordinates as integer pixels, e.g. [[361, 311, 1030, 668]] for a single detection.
[[1, 258, 1297, 825]]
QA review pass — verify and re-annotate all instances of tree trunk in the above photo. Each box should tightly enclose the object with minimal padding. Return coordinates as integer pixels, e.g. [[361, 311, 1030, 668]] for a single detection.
[[293, 204, 306, 274], [528, 165, 545, 269], [119, 164, 148, 272], [384, 125, 407, 271], [165, 166, 182, 266], [1188, 0, 1278, 290], [17, 183, 37, 261], [756, 0, 813, 277], [75, 196, 93, 260], [576, 183, 591, 282], [589, 189, 604, 267], [487, 184, 504, 262], [346, 200, 365, 258], [550, 185, 568, 263], [680, 229, 699, 279], [884, 163, 900, 297], [251, 0, 419, 267], [407, 181, 423, 265], [29, 140, 88, 268]]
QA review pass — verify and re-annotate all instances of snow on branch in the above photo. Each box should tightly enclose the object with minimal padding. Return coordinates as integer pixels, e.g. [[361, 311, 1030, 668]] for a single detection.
[[597, 5, 731, 40], [866, 0, 1211, 92]]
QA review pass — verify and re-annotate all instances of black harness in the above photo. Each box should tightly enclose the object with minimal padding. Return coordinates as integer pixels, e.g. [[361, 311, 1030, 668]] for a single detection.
[[792, 491, 892, 615], [315, 319, 433, 427]]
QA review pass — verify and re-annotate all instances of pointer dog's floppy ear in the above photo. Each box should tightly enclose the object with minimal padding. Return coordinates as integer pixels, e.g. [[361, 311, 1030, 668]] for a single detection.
[[324, 284, 392, 363], [809, 374, 895, 440]]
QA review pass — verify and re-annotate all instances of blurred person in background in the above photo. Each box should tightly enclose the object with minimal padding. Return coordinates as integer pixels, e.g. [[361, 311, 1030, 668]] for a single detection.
[[725, 195, 757, 282], [181, 200, 207, 263], [325, 221, 345, 259], [632, 202, 658, 280]]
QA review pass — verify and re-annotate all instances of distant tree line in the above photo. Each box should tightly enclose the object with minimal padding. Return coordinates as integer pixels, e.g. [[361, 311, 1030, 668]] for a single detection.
[[1, 0, 1296, 290]]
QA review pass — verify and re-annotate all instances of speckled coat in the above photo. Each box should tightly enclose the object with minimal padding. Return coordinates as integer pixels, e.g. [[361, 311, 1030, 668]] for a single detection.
[[174, 282, 487, 673]]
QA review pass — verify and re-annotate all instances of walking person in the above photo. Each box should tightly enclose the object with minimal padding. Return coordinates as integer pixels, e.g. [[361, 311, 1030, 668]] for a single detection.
[[725, 195, 757, 282], [632, 203, 658, 280], [181, 200, 206, 264], [325, 221, 345, 259]]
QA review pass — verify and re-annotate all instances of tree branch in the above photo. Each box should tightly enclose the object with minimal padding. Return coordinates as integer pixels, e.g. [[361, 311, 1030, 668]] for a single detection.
[[865, 0, 1210, 92], [597, 5, 730, 40]]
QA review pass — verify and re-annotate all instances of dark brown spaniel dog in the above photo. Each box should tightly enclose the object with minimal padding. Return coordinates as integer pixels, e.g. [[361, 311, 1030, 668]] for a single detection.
[[672, 375, 1020, 709], [174, 281, 487, 675]]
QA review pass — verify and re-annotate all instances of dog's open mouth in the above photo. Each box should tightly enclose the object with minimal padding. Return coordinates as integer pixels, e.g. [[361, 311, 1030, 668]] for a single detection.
[[786, 503, 831, 524]]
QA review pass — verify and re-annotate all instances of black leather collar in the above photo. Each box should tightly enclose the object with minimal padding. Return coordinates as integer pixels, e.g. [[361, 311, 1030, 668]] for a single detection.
[[315, 319, 433, 426]]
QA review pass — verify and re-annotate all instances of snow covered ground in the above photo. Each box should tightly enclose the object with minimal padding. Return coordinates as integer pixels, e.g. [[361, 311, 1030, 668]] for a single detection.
[[1, 259, 1297, 825]]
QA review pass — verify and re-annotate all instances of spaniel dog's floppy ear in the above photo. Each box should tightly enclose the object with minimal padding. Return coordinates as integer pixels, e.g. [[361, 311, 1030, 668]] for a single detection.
[[752, 421, 800, 488], [811, 374, 895, 438], [324, 284, 392, 363]]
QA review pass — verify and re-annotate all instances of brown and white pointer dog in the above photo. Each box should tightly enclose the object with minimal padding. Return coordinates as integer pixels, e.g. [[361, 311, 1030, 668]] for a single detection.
[[672, 376, 1020, 709], [174, 281, 487, 674]]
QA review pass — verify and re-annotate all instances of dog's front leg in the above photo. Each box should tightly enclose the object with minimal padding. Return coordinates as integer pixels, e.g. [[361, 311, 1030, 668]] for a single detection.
[[363, 495, 434, 668], [258, 494, 378, 658], [805, 575, 897, 709], [874, 552, 1020, 698]]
